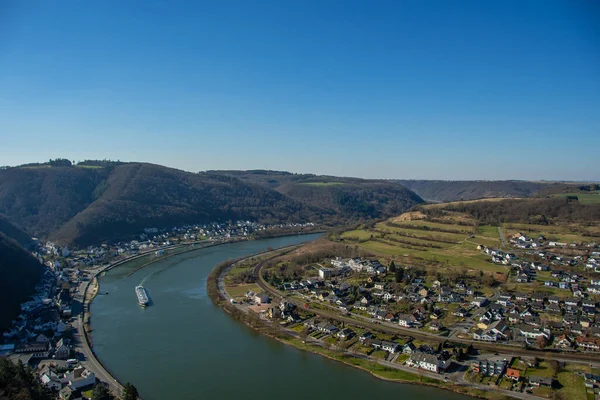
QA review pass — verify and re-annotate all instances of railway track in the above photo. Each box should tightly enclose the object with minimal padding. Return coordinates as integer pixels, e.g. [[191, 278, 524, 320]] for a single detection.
[[253, 257, 600, 365]]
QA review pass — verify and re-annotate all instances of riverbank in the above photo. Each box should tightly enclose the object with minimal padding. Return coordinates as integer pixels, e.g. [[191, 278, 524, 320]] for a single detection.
[[82, 231, 324, 398], [80, 239, 252, 399], [207, 252, 500, 400]]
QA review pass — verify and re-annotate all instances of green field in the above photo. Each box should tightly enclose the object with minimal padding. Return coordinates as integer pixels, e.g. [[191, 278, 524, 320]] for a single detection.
[[76, 164, 104, 169], [551, 191, 600, 205], [340, 229, 375, 240], [225, 283, 261, 298], [339, 216, 504, 273], [523, 361, 555, 378], [503, 222, 600, 243], [299, 182, 346, 187], [376, 225, 466, 243], [223, 262, 254, 285], [557, 370, 586, 400], [395, 219, 474, 234]]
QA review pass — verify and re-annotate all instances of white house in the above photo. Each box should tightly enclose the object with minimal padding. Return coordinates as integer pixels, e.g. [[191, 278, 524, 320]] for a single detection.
[[63, 367, 96, 390], [471, 297, 489, 308], [407, 352, 449, 373]]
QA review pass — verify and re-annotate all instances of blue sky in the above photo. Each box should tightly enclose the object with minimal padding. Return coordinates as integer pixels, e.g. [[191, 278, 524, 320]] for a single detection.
[[1, 0, 598, 180]]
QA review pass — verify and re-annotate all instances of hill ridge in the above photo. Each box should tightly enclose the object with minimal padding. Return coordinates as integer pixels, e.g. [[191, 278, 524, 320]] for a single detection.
[[0, 163, 424, 247]]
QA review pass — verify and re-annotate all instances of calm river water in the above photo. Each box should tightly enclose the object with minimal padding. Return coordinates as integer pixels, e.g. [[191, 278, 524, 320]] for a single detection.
[[91, 234, 469, 400]]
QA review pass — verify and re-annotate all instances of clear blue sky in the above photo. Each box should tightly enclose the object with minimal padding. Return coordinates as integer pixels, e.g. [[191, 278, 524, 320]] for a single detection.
[[1, 0, 598, 180]]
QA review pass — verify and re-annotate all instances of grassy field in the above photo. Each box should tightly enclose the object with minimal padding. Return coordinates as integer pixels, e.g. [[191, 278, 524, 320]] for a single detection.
[[340, 229, 374, 240], [223, 261, 254, 285], [299, 182, 346, 187], [557, 370, 586, 400], [225, 283, 261, 298], [344, 218, 505, 273], [503, 222, 600, 243], [393, 219, 474, 234], [523, 361, 555, 378], [335, 201, 599, 274], [551, 191, 600, 205], [76, 164, 104, 169], [376, 225, 466, 243]]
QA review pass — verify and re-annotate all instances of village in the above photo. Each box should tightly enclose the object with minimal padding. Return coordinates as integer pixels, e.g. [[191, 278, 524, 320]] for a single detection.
[[0, 220, 315, 399], [222, 230, 600, 399]]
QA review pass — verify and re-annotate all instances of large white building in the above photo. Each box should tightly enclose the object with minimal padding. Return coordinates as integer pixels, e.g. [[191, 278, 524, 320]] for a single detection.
[[407, 352, 449, 373]]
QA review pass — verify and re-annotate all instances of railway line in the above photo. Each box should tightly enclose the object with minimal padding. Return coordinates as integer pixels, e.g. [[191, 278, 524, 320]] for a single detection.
[[252, 256, 600, 366]]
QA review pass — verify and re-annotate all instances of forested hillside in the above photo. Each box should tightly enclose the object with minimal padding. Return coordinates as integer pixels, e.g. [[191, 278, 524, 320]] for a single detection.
[[212, 170, 425, 222], [0, 358, 53, 400], [0, 164, 424, 247], [0, 165, 110, 236], [396, 180, 561, 202], [51, 164, 320, 246], [275, 181, 423, 222], [0, 214, 33, 248], [0, 233, 43, 332], [417, 198, 600, 226]]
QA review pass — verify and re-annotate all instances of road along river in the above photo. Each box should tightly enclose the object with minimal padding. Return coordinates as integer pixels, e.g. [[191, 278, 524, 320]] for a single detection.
[[91, 234, 469, 400]]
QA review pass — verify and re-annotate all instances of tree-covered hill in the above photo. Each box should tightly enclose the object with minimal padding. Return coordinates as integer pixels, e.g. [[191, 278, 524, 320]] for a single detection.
[[0, 233, 43, 333], [0, 165, 110, 237], [395, 180, 568, 202], [274, 181, 423, 222], [50, 163, 321, 246], [0, 163, 424, 247], [0, 214, 33, 248], [210, 170, 425, 222], [417, 197, 600, 226]]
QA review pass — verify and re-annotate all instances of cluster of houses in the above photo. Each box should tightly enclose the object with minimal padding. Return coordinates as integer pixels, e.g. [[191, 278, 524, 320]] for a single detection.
[[331, 258, 387, 274], [39, 220, 315, 271], [285, 257, 486, 315], [301, 320, 453, 374], [38, 362, 97, 399], [1, 256, 75, 366], [267, 301, 301, 323], [470, 358, 555, 390], [462, 233, 600, 349], [510, 233, 599, 251], [244, 290, 272, 306], [275, 252, 600, 353], [357, 332, 452, 374], [318, 258, 387, 279], [482, 231, 600, 274], [471, 290, 600, 352]]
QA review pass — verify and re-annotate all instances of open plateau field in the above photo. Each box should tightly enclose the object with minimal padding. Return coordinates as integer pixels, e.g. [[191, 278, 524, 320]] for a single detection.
[[335, 209, 506, 274]]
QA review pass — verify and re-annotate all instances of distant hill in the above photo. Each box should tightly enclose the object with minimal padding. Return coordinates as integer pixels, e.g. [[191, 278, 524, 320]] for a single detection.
[[0, 233, 43, 333], [0, 164, 424, 247], [416, 197, 600, 226], [212, 170, 424, 222], [395, 180, 569, 202], [207, 169, 310, 189]]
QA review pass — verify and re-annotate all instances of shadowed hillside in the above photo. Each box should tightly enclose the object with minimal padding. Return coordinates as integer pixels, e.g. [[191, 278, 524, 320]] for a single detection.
[[0, 233, 43, 333], [0, 214, 33, 248]]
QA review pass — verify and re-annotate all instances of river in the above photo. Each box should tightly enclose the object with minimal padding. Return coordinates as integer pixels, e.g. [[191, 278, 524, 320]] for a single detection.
[[91, 234, 469, 399]]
